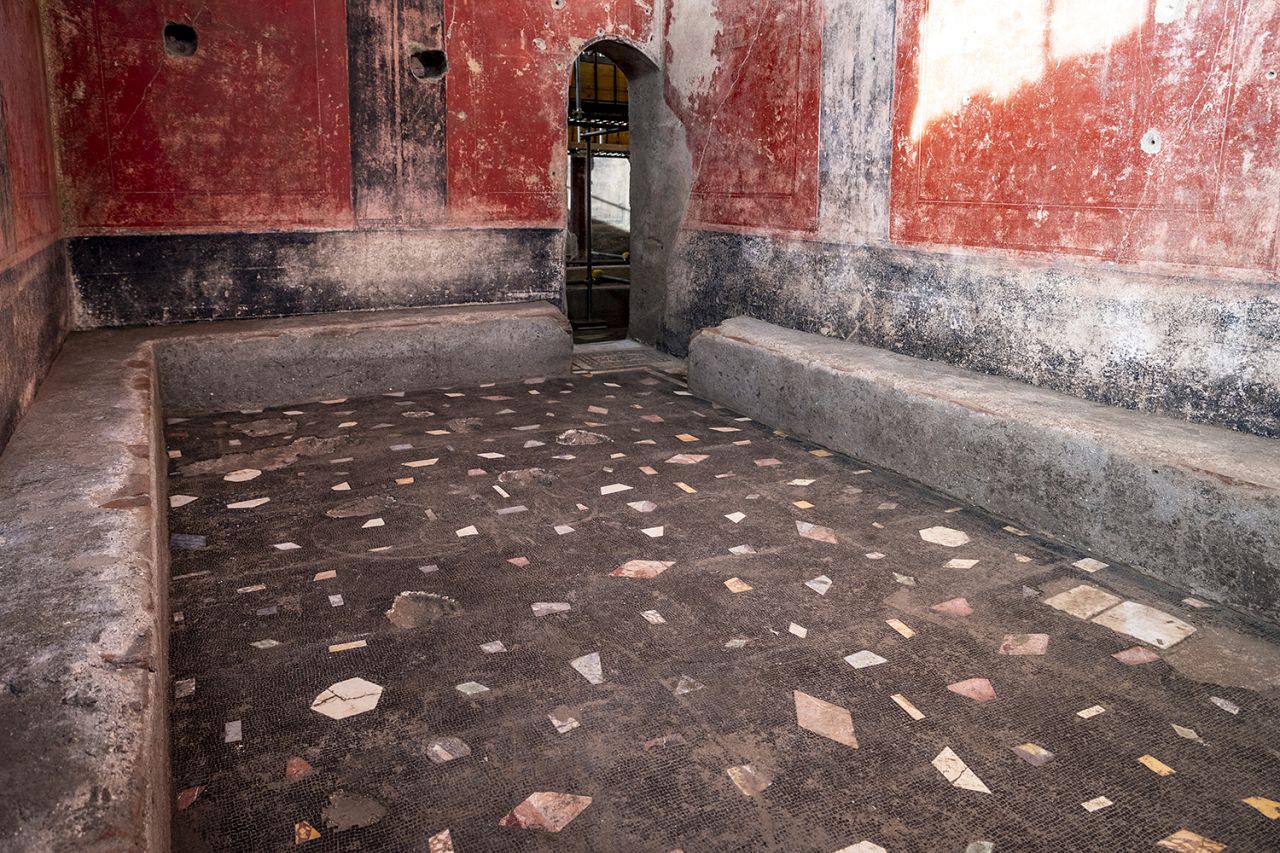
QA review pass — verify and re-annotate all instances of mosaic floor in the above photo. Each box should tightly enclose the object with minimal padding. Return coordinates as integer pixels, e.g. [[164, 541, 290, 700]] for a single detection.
[[165, 369, 1280, 852], [571, 340, 686, 375]]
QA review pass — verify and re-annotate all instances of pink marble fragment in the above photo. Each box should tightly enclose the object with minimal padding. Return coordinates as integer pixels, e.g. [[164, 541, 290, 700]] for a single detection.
[[1112, 646, 1161, 665], [930, 597, 973, 617], [948, 677, 997, 703], [796, 520, 838, 544]]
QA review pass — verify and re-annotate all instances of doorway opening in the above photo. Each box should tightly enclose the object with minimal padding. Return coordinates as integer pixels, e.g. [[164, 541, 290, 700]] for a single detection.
[[566, 48, 632, 344]]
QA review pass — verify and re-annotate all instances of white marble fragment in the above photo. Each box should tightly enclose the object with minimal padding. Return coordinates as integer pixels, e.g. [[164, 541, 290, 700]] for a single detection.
[[1090, 600, 1196, 649], [311, 677, 383, 719], [932, 747, 990, 793], [570, 652, 604, 684], [1043, 584, 1122, 620], [844, 650, 887, 669], [919, 526, 970, 547], [805, 575, 833, 595]]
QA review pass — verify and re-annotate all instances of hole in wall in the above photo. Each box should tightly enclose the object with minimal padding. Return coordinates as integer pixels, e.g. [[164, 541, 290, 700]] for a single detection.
[[163, 22, 198, 57], [407, 47, 448, 79], [1140, 128, 1163, 155]]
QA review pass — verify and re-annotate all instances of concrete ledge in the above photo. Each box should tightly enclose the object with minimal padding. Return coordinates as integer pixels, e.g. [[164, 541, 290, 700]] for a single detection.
[[0, 302, 570, 850], [689, 317, 1280, 624], [0, 331, 168, 852], [155, 302, 572, 414]]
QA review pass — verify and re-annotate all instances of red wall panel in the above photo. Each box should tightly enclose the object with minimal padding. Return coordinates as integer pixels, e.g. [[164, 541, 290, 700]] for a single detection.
[[443, 0, 654, 225], [0, 0, 60, 264], [47, 0, 353, 231], [667, 0, 823, 235], [891, 0, 1280, 273]]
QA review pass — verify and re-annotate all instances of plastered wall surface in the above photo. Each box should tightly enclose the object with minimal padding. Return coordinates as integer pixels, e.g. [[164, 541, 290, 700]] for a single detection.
[[0, 0, 69, 454], [40, 0, 660, 327], [445, 0, 655, 225], [10, 0, 1280, 440], [665, 0, 823, 234], [891, 0, 1280, 273], [1, 0, 58, 259], [45, 0, 354, 231], [663, 0, 1280, 437]]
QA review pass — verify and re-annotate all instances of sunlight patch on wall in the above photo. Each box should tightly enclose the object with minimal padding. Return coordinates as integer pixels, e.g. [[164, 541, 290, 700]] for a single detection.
[[1050, 0, 1147, 59], [910, 0, 1148, 140]]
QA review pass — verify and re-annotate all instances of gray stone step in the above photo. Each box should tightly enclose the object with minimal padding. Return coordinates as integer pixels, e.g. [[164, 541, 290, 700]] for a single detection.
[[689, 316, 1280, 624]]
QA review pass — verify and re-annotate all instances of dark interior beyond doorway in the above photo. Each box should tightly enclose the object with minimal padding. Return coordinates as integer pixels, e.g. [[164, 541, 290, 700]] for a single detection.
[[567, 49, 631, 344]]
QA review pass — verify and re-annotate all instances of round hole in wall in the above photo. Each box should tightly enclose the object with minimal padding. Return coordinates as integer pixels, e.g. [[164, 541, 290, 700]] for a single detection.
[[408, 48, 448, 79], [1267, 70, 1277, 81], [1140, 127, 1163, 155], [163, 22, 198, 57], [552, 0, 566, 9]]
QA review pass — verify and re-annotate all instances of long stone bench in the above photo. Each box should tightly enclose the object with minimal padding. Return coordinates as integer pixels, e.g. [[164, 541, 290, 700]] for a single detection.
[[0, 302, 571, 851], [688, 316, 1280, 625]]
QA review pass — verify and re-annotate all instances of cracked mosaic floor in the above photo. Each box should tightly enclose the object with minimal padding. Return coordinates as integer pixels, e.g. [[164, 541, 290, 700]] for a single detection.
[[166, 368, 1280, 852]]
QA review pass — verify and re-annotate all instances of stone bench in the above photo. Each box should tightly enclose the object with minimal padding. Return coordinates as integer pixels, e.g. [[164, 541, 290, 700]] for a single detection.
[[0, 302, 571, 851], [688, 316, 1280, 625]]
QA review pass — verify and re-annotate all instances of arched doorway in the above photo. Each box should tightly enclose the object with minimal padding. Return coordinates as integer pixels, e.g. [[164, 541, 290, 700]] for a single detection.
[[566, 47, 630, 342], [563, 40, 689, 348]]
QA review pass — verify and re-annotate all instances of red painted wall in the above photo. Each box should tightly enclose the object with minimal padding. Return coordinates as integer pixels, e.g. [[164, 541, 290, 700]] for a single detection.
[[443, 0, 654, 226], [0, 0, 60, 265], [666, 0, 822, 235], [45, 0, 353, 232], [44, 0, 658, 232], [891, 0, 1280, 274]]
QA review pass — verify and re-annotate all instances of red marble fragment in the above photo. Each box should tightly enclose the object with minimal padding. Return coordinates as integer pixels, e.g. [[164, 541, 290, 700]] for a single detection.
[[286, 757, 314, 780], [499, 792, 593, 832], [176, 785, 204, 810]]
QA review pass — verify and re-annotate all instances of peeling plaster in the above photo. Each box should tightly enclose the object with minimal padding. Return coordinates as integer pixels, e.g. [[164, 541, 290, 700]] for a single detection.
[[665, 0, 723, 109]]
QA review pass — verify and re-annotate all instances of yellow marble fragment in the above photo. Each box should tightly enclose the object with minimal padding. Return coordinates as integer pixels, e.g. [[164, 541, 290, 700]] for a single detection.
[[294, 821, 321, 844], [1138, 754, 1176, 776], [1243, 796, 1280, 819], [890, 693, 925, 720], [1156, 829, 1225, 852], [886, 618, 915, 639]]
